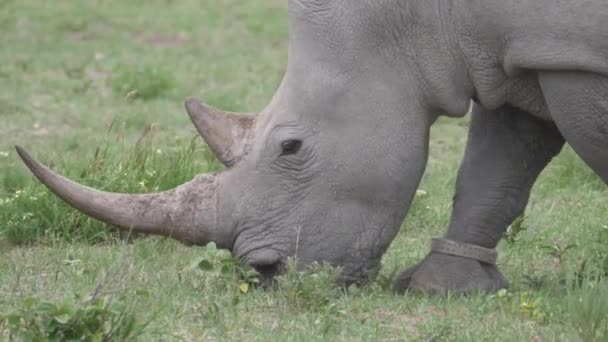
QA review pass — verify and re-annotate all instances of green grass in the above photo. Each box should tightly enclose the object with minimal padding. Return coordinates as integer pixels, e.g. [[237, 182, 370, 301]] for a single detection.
[[1, 0, 607, 340]]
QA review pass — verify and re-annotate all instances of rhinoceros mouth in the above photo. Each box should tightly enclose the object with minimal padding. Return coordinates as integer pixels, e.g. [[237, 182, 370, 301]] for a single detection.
[[251, 261, 284, 288]]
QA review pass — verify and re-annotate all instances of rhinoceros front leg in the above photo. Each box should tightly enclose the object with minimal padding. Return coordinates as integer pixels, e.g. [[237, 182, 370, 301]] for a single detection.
[[394, 103, 564, 294]]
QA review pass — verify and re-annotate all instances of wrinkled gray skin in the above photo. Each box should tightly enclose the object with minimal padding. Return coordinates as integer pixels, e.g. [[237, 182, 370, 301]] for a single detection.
[[18, 0, 608, 293]]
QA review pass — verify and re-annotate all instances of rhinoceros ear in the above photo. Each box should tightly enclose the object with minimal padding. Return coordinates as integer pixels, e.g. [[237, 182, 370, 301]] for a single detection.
[[185, 98, 255, 167]]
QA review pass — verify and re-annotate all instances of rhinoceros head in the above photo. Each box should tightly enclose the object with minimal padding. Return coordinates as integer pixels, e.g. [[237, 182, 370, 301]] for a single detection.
[[17, 1, 434, 285]]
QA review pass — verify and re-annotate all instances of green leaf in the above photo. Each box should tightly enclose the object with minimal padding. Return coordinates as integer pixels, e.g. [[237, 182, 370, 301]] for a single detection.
[[135, 289, 150, 297], [37, 302, 58, 314], [62, 258, 82, 265], [7, 313, 21, 326], [198, 259, 214, 271], [53, 313, 71, 324], [221, 263, 234, 274], [23, 297, 38, 309], [206, 242, 217, 251]]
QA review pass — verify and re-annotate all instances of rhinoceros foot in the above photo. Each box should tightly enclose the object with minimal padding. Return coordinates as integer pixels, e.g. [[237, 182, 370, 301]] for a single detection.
[[393, 252, 508, 295]]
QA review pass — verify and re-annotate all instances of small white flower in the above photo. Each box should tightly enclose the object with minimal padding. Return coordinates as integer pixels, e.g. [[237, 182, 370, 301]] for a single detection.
[[0, 151, 9, 157]]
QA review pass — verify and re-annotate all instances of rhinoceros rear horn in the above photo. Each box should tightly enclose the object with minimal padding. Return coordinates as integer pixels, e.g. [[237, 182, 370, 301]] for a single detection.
[[15, 146, 232, 249], [185, 98, 255, 167]]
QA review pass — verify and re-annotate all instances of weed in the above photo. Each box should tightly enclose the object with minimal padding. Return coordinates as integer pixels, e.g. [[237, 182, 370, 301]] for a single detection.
[[522, 273, 549, 291], [273, 260, 344, 312], [518, 292, 546, 321], [503, 214, 528, 246], [192, 243, 258, 280], [488, 289, 546, 322], [0, 294, 149, 341], [540, 242, 578, 266]]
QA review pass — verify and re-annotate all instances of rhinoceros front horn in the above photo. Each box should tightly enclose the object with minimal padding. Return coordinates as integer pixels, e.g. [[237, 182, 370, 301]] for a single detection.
[[15, 146, 232, 249], [185, 98, 255, 167]]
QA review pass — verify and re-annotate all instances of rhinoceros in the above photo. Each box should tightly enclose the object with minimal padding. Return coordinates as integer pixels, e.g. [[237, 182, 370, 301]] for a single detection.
[[16, 0, 608, 294]]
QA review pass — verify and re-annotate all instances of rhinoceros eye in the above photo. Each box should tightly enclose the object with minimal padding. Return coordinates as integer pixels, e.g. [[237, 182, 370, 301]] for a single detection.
[[280, 139, 302, 156]]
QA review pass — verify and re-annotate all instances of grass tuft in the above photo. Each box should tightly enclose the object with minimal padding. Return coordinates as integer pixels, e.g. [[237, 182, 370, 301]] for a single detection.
[[273, 260, 344, 312], [0, 294, 150, 341], [566, 279, 608, 341], [110, 65, 175, 101], [0, 261, 156, 342], [1, 129, 219, 245]]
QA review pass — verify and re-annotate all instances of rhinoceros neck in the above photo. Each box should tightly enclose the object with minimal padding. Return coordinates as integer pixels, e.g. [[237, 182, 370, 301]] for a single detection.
[[448, 0, 608, 118], [403, 0, 475, 117], [287, 0, 477, 118]]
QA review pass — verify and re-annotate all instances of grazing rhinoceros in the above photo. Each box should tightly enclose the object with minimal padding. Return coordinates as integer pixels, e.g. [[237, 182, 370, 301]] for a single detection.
[[16, 0, 608, 294]]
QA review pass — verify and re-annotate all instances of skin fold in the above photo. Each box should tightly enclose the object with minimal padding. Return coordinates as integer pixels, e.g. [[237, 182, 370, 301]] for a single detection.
[[17, 0, 608, 293]]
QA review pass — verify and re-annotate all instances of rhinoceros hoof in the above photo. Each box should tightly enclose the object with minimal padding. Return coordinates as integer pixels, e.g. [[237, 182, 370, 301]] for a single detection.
[[393, 252, 509, 295]]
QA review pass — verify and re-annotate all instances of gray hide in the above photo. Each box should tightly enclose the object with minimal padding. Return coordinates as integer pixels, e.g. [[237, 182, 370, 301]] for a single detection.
[[18, 0, 608, 293]]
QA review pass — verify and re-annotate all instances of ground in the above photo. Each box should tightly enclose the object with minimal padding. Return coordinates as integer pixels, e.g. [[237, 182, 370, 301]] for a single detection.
[[1, 0, 607, 340]]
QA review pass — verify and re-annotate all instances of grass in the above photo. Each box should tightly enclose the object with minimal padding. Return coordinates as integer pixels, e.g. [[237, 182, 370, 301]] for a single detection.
[[1, 0, 607, 340]]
